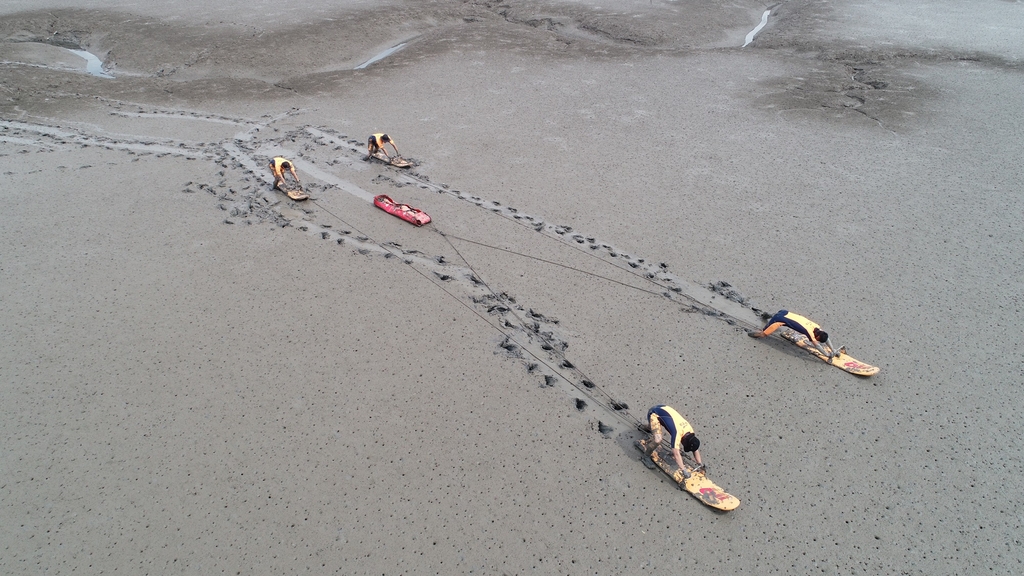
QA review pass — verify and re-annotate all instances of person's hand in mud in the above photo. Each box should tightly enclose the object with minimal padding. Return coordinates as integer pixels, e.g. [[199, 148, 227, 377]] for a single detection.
[[819, 337, 838, 361], [670, 447, 689, 476]]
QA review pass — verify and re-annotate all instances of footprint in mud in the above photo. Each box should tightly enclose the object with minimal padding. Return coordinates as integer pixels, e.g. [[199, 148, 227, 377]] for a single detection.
[[709, 280, 749, 305], [499, 337, 520, 356], [21, 118, 755, 436]]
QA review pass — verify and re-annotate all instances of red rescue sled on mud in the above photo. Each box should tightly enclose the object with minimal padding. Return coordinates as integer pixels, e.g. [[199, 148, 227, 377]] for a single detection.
[[373, 194, 431, 226]]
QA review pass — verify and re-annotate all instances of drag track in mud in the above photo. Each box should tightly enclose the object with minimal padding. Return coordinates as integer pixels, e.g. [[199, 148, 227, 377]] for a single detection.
[[5, 1, 1023, 573], [2, 108, 773, 439]]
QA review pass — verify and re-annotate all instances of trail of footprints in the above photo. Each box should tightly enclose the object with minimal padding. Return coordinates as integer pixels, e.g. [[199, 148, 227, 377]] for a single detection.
[[2, 113, 768, 435]]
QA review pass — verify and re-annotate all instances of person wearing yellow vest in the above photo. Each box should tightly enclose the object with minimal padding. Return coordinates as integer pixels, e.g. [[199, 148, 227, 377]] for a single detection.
[[642, 405, 704, 478], [749, 309, 835, 359], [367, 133, 399, 160], [268, 156, 300, 191]]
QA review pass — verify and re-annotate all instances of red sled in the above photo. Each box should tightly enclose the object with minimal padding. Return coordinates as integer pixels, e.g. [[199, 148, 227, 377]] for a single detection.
[[373, 194, 431, 226]]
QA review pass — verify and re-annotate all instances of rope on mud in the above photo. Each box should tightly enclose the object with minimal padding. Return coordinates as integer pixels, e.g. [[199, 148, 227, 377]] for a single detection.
[[435, 228, 644, 431], [309, 198, 641, 429], [440, 233, 669, 299], [397, 172, 761, 332], [308, 155, 755, 458]]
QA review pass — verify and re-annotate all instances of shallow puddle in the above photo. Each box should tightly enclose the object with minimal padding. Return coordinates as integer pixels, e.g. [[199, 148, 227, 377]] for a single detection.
[[354, 43, 407, 70], [67, 48, 114, 78], [743, 10, 771, 47], [0, 42, 114, 78]]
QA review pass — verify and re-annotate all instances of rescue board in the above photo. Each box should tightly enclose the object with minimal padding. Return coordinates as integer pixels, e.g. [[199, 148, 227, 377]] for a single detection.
[[370, 151, 412, 168], [778, 327, 880, 376], [635, 438, 740, 511], [281, 187, 309, 201], [373, 194, 431, 226]]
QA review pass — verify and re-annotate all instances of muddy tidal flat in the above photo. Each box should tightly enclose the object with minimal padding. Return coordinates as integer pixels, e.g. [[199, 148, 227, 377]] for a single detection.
[[1, 1, 1022, 574]]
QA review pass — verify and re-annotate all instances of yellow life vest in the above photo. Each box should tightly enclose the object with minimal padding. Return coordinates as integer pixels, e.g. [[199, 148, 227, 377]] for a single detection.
[[271, 157, 291, 174], [784, 311, 821, 341], [657, 405, 694, 437]]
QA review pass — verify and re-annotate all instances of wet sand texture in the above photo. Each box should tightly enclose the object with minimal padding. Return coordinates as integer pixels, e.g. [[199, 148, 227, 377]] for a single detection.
[[2, 0, 1023, 574]]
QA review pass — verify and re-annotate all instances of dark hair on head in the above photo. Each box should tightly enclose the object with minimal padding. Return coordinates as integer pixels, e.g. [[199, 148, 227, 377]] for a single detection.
[[682, 433, 700, 453], [814, 328, 829, 343]]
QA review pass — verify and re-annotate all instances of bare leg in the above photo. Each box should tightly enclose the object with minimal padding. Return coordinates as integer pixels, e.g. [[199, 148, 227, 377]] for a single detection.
[[640, 437, 658, 469], [645, 433, 662, 458]]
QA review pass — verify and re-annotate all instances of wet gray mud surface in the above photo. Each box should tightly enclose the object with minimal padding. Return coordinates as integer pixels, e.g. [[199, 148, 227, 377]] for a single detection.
[[2, 0, 1023, 574], [2, 112, 763, 431], [747, 0, 1024, 134]]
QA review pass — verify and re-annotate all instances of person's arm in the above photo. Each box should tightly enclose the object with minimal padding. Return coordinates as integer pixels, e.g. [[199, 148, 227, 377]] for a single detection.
[[749, 321, 781, 338], [672, 448, 686, 472], [820, 340, 837, 360], [387, 142, 400, 158], [692, 449, 703, 467], [289, 166, 299, 182], [810, 335, 833, 358]]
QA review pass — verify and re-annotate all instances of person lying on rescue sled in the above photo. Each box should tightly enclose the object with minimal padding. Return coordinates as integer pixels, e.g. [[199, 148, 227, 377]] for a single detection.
[[642, 405, 704, 478], [268, 156, 300, 191], [367, 133, 399, 160], [748, 309, 836, 360]]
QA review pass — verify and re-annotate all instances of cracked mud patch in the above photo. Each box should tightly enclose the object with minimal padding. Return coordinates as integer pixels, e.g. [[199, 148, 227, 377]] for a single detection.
[[746, 0, 1020, 133], [749, 54, 944, 133]]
